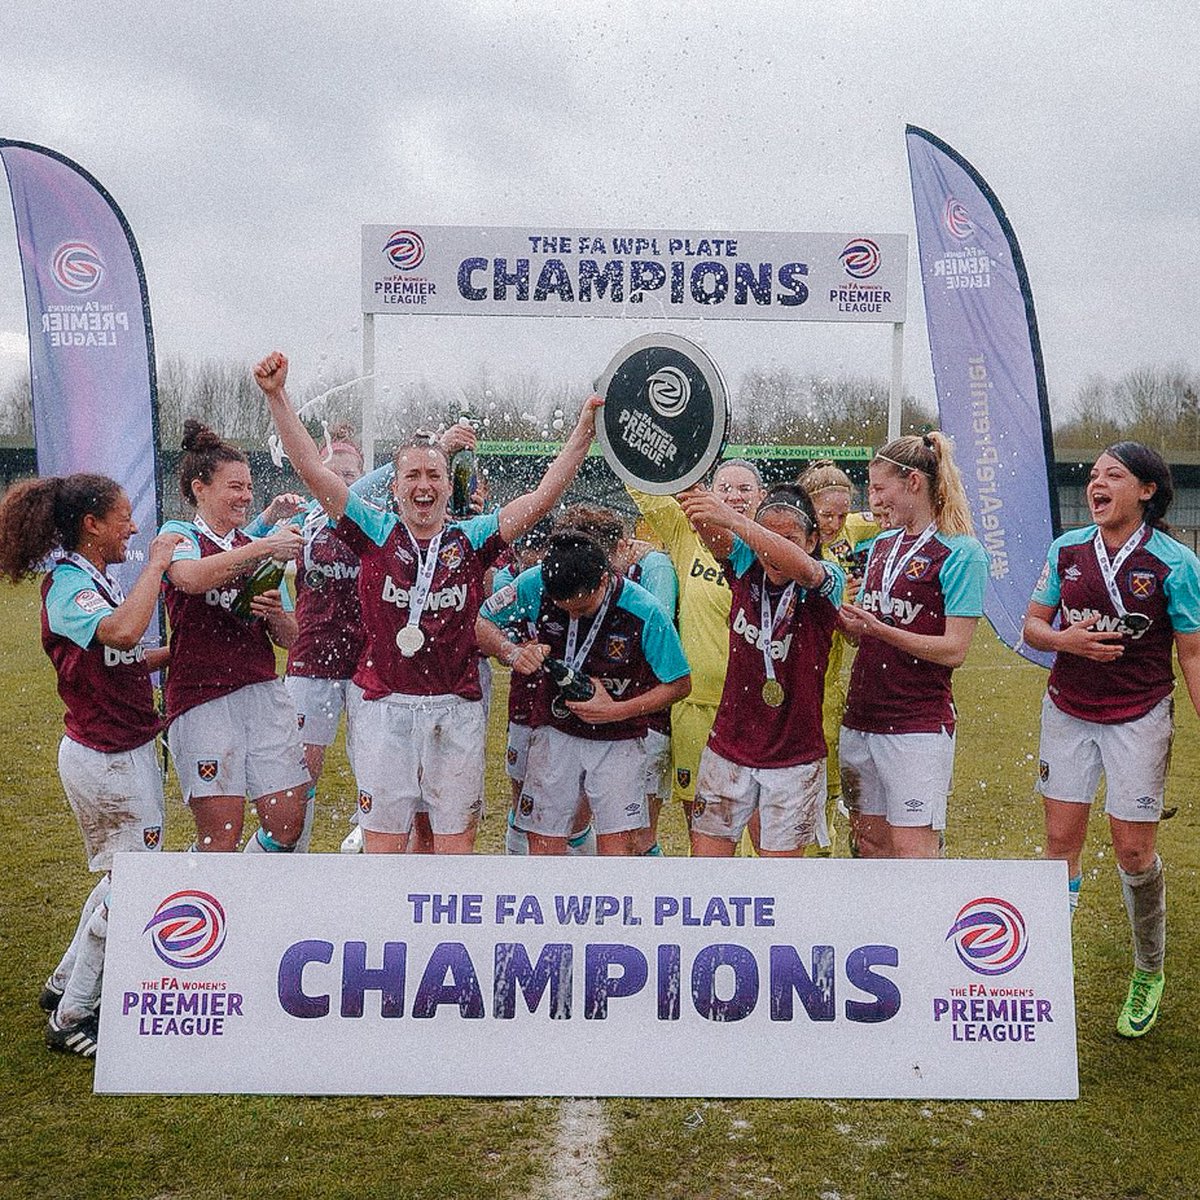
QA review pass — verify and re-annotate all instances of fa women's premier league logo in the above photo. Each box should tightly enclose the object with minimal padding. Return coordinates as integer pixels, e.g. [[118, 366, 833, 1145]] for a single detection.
[[595, 333, 730, 494]]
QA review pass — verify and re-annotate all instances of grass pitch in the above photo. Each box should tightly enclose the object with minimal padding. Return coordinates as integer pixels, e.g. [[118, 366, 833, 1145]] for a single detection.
[[1, 578, 1198, 1199]]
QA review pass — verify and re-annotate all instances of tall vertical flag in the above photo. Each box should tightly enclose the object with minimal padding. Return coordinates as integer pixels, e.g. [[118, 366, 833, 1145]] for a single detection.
[[0, 139, 161, 603], [906, 125, 1060, 667]]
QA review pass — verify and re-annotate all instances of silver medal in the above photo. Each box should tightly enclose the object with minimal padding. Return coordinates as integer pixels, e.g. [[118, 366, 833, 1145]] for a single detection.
[[395, 625, 426, 656]]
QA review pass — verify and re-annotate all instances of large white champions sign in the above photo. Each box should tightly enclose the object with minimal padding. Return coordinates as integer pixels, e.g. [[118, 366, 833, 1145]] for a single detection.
[[97, 855, 1077, 1099], [361, 225, 907, 322]]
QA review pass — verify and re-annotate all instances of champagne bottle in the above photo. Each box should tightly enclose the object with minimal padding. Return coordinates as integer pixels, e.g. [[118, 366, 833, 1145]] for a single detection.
[[542, 656, 596, 701], [231, 556, 288, 619], [450, 447, 477, 518]]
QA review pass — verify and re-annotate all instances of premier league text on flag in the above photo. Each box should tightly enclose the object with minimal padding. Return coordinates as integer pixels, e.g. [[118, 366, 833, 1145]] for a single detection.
[[361, 226, 907, 322], [0, 141, 162, 602], [97, 855, 1077, 1099], [906, 127, 1059, 666]]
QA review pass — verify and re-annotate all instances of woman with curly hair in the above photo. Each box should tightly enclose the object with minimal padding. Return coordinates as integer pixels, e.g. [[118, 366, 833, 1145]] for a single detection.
[[0, 473, 181, 1057]]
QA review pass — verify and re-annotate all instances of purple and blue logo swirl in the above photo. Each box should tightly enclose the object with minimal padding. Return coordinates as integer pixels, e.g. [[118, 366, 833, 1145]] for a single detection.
[[945, 897, 1028, 976], [383, 229, 425, 271], [840, 238, 881, 279], [143, 890, 227, 970], [52, 241, 104, 293]]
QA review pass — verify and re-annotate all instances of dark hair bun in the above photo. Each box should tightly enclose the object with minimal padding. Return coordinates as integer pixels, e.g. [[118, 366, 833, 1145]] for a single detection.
[[327, 422, 359, 444], [181, 419, 222, 452]]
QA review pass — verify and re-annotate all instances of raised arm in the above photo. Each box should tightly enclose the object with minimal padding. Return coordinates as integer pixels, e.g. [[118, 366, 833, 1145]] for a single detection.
[[95, 532, 183, 650], [677, 486, 735, 561], [498, 394, 602, 543], [254, 351, 351, 521]]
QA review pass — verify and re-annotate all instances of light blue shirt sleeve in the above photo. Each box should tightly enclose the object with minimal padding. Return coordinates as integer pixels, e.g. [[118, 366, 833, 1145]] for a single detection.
[[940, 535, 988, 617], [350, 463, 395, 510], [453, 510, 501, 552], [635, 549, 678, 618], [818, 559, 845, 606], [480, 565, 543, 628], [638, 595, 691, 683], [728, 537, 756, 579], [160, 519, 201, 562], [1030, 537, 1066, 608], [1151, 531, 1200, 633], [45, 565, 113, 648], [342, 490, 399, 547]]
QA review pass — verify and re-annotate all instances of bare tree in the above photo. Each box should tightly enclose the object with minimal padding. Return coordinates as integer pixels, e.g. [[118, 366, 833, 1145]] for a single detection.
[[0, 371, 33, 441]]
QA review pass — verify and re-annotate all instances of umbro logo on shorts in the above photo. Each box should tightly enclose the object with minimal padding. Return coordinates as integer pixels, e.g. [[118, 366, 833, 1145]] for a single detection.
[[143, 826, 162, 849], [197, 760, 218, 782], [904, 799, 923, 811], [358, 790, 373, 813]]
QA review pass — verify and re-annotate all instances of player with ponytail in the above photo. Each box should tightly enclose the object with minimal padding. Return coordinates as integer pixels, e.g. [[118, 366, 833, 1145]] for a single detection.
[[838, 432, 987, 859]]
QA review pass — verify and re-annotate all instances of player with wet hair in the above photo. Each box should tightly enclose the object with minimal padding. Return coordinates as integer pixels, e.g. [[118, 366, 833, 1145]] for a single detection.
[[1024, 442, 1200, 1038], [160, 420, 310, 854], [680, 483, 842, 855], [0, 473, 182, 1056], [256, 350, 600, 854], [477, 530, 690, 855], [838, 432, 986, 859]]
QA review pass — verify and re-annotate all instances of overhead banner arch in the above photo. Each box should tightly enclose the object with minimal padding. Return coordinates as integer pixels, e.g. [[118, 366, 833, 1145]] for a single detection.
[[358, 224, 909, 467]]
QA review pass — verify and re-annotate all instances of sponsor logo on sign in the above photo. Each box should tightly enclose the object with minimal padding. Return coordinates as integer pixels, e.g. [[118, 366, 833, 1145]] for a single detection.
[[945, 897, 1028, 976], [52, 241, 104, 292], [944, 197, 974, 241], [197, 760, 219, 782], [840, 238, 881, 279], [143, 890, 227, 970], [384, 229, 425, 271]]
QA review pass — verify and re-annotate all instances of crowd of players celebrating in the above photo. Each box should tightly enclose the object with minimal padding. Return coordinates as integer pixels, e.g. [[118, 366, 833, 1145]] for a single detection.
[[2, 348, 1196, 1058]]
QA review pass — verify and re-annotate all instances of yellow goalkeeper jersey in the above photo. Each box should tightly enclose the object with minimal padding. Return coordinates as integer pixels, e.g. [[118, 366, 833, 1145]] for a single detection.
[[627, 487, 731, 707]]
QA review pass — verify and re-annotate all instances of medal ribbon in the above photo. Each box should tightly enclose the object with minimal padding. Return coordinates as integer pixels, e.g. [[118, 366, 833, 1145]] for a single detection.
[[758, 577, 796, 687], [62, 551, 126, 606], [193, 514, 238, 552], [403, 528, 444, 635], [563, 578, 614, 672], [1092, 523, 1147, 618], [878, 521, 938, 616], [301, 503, 328, 578]]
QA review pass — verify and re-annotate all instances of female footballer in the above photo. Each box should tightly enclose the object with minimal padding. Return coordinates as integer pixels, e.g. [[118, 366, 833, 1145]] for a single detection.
[[0, 474, 181, 1056], [1023, 442, 1200, 1038], [255, 349, 599, 854], [838, 434, 987, 859], [680, 483, 843, 856], [160, 422, 309, 853]]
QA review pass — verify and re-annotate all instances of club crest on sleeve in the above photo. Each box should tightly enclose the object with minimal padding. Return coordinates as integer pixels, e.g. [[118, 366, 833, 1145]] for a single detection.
[[143, 825, 162, 849], [1128, 570, 1156, 598], [358, 790, 373, 814], [1035, 561, 1050, 592], [197, 760, 218, 782], [488, 583, 517, 612]]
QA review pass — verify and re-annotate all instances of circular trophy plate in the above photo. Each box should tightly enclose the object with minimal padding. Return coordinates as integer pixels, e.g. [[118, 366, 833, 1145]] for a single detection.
[[595, 333, 730, 495]]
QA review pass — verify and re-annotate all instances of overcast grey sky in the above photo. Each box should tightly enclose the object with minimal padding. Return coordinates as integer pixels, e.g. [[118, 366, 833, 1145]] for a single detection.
[[1, 1, 1197, 427]]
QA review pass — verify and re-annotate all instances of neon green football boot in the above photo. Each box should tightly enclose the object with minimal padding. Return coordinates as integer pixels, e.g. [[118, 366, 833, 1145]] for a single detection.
[[1116, 969, 1164, 1038]]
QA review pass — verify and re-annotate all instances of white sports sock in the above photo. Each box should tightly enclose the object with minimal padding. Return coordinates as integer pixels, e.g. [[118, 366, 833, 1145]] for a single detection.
[[50, 876, 108, 993], [1119, 856, 1166, 974], [58, 897, 108, 1026]]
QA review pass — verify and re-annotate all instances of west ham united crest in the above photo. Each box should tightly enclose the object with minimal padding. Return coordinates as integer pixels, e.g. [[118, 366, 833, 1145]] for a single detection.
[[595, 333, 729, 494], [197, 760, 218, 783], [143, 826, 162, 849]]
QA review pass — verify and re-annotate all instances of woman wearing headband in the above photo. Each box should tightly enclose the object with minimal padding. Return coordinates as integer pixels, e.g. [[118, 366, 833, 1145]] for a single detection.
[[255, 350, 600, 854], [680, 483, 843, 857], [797, 459, 881, 855], [1023, 442, 1200, 1039], [838, 433, 986, 859], [0, 474, 182, 1056]]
